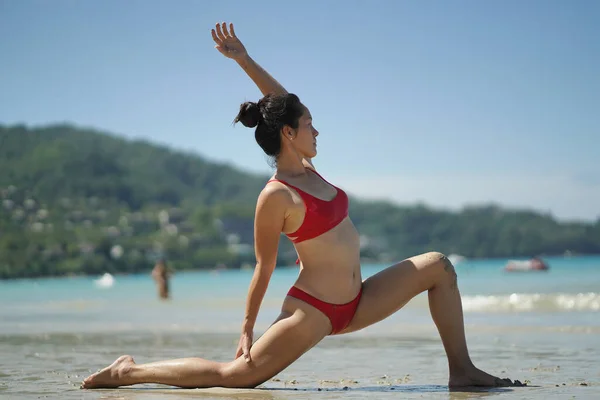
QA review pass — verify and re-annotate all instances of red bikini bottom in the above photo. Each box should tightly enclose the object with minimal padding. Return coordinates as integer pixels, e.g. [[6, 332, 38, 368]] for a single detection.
[[287, 286, 363, 335]]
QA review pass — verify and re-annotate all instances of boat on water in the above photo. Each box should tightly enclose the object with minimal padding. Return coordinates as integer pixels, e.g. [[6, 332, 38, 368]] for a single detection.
[[94, 272, 115, 288], [504, 257, 549, 272]]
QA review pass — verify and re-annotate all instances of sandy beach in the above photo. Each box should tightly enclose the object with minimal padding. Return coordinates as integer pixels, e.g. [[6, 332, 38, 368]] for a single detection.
[[1, 258, 598, 399]]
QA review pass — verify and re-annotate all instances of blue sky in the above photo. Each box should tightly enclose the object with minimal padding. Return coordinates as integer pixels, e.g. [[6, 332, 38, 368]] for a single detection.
[[1, 0, 598, 221]]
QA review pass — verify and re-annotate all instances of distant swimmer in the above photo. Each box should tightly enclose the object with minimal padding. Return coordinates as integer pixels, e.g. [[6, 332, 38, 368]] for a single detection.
[[151, 259, 172, 300], [81, 22, 525, 390]]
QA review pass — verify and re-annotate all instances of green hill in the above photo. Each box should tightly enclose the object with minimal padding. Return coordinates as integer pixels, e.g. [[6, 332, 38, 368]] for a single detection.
[[1, 123, 599, 279]]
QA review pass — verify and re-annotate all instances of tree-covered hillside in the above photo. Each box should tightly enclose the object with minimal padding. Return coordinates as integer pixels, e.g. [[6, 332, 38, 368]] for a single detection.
[[1, 124, 598, 279]]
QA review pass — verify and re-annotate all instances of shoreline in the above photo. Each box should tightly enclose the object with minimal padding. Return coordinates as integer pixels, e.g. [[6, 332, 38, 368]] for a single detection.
[[1, 253, 599, 282]]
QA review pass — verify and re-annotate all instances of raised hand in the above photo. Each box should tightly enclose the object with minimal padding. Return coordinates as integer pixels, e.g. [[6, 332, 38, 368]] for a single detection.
[[211, 22, 248, 61], [211, 21, 287, 95]]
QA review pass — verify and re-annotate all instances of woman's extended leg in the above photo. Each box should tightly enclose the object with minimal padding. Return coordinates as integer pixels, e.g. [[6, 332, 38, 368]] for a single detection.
[[339, 252, 521, 387], [81, 297, 332, 389]]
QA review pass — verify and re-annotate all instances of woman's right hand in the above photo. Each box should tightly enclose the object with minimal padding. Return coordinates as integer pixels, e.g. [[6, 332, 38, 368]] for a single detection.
[[235, 328, 253, 363], [211, 22, 248, 61]]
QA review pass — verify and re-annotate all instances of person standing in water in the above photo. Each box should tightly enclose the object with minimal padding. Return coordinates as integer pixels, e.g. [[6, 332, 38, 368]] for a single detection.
[[151, 259, 171, 300], [81, 22, 523, 390]]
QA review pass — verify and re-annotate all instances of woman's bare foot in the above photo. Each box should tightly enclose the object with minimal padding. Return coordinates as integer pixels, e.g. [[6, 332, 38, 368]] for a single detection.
[[81, 355, 136, 389], [449, 364, 524, 388]]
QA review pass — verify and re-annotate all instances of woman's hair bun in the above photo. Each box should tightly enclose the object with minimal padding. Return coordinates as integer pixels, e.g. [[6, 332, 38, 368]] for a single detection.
[[234, 101, 261, 128]]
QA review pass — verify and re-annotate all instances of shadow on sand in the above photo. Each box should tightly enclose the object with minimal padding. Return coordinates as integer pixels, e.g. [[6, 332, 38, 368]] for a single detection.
[[86, 384, 528, 399]]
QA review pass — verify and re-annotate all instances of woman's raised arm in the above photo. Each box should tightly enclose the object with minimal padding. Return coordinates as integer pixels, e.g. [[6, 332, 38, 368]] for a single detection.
[[212, 22, 287, 96]]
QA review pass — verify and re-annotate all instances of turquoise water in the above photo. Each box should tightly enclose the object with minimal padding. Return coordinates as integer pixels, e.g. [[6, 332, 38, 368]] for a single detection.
[[2, 255, 599, 335], [1, 255, 599, 399]]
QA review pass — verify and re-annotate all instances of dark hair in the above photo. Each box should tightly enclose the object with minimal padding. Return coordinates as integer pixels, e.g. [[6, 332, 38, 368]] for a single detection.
[[234, 93, 305, 159]]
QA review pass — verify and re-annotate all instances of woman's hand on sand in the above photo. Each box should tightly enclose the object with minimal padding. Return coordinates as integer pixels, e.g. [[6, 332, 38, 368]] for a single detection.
[[235, 329, 253, 363], [211, 22, 248, 61]]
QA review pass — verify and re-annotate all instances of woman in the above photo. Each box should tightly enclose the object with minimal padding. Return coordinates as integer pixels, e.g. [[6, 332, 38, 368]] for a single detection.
[[151, 259, 172, 300], [81, 22, 522, 390]]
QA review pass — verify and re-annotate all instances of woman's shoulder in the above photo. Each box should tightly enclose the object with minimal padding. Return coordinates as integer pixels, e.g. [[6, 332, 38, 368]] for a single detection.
[[258, 180, 295, 207]]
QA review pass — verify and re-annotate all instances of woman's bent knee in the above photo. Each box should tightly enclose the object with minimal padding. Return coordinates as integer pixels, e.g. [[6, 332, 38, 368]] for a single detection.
[[423, 251, 447, 264], [417, 252, 456, 283], [422, 251, 457, 287]]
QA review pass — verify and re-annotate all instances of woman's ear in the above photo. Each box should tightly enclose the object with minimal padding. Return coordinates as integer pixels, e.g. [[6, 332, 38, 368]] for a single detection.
[[282, 125, 295, 140]]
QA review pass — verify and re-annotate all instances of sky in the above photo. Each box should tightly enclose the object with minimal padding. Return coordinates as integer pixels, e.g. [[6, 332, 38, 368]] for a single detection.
[[1, 0, 599, 222]]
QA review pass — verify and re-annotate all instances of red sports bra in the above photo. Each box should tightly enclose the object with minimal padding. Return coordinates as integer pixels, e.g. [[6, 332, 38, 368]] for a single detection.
[[268, 169, 349, 243]]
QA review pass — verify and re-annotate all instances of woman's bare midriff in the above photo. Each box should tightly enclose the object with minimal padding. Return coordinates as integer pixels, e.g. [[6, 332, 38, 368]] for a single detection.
[[291, 217, 363, 304]]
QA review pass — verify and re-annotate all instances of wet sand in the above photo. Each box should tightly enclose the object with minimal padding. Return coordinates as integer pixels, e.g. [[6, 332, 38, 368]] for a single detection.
[[1, 326, 597, 399]]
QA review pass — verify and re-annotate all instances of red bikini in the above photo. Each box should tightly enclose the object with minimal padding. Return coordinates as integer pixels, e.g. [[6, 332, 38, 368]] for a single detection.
[[267, 169, 362, 335], [287, 285, 362, 334], [268, 168, 349, 244]]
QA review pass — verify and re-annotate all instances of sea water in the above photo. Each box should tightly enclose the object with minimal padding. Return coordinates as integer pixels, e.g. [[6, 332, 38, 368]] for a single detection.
[[1, 255, 599, 399]]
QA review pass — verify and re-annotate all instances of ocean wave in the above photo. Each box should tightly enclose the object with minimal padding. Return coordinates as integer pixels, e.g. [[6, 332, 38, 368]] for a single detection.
[[461, 292, 600, 312]]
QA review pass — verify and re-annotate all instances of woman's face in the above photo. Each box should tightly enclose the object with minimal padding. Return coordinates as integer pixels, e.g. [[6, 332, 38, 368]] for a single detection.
[[290, 108, 319, 158]]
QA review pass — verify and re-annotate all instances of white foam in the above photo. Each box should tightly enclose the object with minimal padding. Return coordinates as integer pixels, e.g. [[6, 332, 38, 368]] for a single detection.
[[461, 292, 600, 312]]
